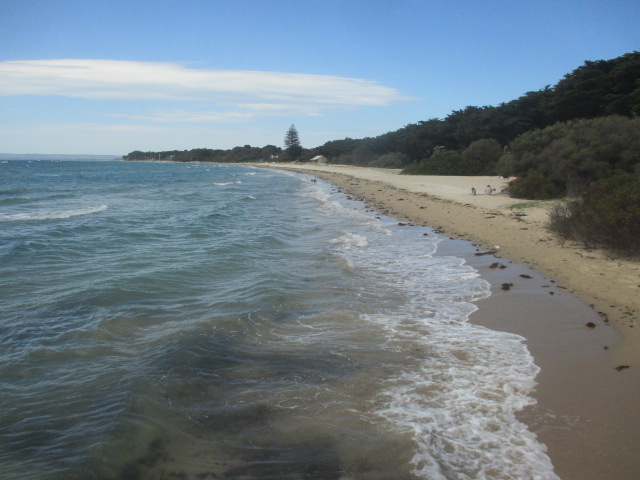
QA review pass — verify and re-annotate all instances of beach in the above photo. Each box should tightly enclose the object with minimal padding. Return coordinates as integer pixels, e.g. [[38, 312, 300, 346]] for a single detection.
[[3, 159, 638, 479], [261, 163, 640, 480]]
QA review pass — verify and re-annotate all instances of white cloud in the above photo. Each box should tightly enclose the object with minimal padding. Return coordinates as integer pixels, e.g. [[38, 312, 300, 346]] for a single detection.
[[0, 59, 405, 116], [112, 110, 252, 123], [114, 103, 327, 123]]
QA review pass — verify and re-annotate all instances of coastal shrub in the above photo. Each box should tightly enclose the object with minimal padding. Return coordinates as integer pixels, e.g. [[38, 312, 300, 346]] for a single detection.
[[368, 153, 408, 168], [509, 170, 565, 199], [401, 139, 502, 175], [495, 152, 515, 177], [401, 150, 463, 175], [506, 115, 640, 198], [336, 145, 375, 166], [459, 139, 502, 175], [549, 173, 640, 254]]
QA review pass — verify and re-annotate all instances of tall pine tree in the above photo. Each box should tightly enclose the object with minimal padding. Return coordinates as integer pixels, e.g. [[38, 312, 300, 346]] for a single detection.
[[284, 124, 302, 161]]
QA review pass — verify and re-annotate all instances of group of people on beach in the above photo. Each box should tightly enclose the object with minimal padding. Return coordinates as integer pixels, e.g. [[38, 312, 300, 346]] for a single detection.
[[471, 185, 496, 195]]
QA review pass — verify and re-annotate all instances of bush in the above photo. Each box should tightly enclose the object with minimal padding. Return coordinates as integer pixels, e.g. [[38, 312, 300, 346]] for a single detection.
[[460, 138, 502, 175], [548, 173, 640, 254], [509, 170, 565, 199], [401, 150, 463, 175], [367, 153, 408, 168], [496, 153, 515, 177], [506, 116, 640, 197]]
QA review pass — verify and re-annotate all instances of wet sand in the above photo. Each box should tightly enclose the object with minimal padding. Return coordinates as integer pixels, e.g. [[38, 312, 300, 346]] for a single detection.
[[259, 163, 640, 480]]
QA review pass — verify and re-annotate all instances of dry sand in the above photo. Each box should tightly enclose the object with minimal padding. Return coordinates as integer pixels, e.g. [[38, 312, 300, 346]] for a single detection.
[[258, 162, 640, 480]]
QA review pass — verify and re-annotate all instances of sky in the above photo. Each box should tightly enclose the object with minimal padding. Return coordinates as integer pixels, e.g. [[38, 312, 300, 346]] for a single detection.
[[0, 0, 638, 155]]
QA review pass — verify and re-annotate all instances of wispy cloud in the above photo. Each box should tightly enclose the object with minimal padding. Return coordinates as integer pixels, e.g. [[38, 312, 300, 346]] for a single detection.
[[115, 104, 327, 123], [0, 59, 405, 120]]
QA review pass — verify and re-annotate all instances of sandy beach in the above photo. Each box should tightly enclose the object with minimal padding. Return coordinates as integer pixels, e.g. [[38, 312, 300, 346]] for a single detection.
[[260, 163, 640, 480]]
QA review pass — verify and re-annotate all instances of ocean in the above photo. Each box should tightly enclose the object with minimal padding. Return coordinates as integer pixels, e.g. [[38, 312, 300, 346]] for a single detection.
[[0, 160, 558, 480]]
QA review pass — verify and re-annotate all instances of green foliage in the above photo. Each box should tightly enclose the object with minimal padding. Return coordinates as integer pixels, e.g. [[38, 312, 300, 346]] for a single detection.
[[402, 150, 463, 175], [497, 88, 554, 139], [549, 174, 640, 254], [460, 139, 502, 175], [400, 139, 502, 175], [508, 170, 565, 199], [338, 145, 375, 166], [315, 51, 639, 172], [367, 153, 408, 168], [284, 124, 302, 161], [123, 145, 282, 163], [495, 153, 515, 177], [551, 52, 640, 121], [316, 137, 361, 161], [506, 115, 640, 199], [284, 124, 300, 148]]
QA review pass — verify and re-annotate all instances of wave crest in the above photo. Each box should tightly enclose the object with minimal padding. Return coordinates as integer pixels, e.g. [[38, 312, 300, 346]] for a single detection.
[[0, 204, 108, 222]]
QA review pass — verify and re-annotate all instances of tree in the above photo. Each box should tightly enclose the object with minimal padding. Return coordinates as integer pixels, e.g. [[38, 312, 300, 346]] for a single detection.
[[284, 124, 303, 160], [550, 52, 640, 121], [460, 138, 503, 175]]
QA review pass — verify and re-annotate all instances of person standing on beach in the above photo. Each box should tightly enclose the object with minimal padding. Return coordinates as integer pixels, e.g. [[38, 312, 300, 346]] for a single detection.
[[471, 187, 477, 195], [485, 185, 492, 195]]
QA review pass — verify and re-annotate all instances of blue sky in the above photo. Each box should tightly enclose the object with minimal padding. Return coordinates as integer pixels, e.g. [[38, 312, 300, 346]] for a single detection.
[[1, 0, 638, 155]]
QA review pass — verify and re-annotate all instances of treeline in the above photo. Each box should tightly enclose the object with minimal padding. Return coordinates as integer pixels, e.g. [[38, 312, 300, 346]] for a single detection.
[[123, 144, 282, 163], [314, 51, 639, 171]]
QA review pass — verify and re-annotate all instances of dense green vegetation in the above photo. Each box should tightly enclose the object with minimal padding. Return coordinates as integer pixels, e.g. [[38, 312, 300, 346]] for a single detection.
[[317, 51, 639, 173], [504, 113, 640, 253], [501, 116, 640, 197], [548, 174, 640, 254], [124, 51, 640, 253], [123, 144, 282, 163]]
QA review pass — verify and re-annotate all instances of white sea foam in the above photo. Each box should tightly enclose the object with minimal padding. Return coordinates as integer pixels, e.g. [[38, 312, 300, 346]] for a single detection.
[[0, 204, 108, 222], [302, 178, 391, 235], [282, 169, 557, 479], [306, 174, 559, 479], [375, 322, 557, 480], [360, 239, 558, 479], [328, 231, 369, 250], [214, 180, 242, 186]]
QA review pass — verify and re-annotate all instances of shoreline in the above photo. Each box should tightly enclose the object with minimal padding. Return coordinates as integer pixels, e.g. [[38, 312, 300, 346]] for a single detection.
[[258, 162, 640, 479], [258, 163, 639, 365]]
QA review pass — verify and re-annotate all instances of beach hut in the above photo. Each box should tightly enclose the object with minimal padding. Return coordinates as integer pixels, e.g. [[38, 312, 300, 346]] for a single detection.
[[310, 155, 328, 164]]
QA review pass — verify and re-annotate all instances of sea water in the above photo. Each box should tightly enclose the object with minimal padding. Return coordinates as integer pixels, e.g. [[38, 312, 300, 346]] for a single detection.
[[0, 160, 558, 480]]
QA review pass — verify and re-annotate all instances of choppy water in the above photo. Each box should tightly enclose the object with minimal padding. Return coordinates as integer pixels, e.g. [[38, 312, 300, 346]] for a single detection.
[[0, 160, 558, 479]]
